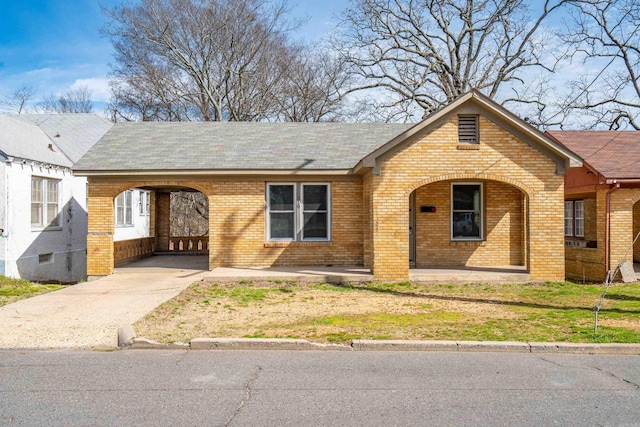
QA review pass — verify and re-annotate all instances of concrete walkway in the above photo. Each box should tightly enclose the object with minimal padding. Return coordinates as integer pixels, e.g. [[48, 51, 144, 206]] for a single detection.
[[0, 256, 208, 349]]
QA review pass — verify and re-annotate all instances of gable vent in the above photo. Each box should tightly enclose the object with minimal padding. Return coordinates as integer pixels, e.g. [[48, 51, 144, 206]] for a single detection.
[[458, 115, 479, 144]]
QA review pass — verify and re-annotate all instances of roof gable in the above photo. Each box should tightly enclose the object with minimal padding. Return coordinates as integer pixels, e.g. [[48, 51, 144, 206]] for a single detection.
[[355, 90, 582, 174]]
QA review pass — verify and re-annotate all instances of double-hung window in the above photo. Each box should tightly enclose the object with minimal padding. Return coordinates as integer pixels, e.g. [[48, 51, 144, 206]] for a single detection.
[[139, 190, 150, 215], [564, 200, 584, 237], [267, 183, 330, 241], [451, 183, 483, 240], [115, 190, 133, 226], [31, 177, 60, 228]]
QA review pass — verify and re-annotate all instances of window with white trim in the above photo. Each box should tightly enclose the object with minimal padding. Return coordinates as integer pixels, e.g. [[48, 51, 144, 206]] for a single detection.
[[451, 183, 483, 240], [115, 190, 133, 226], [565, 200, 584, 237], [267, 183, 330, 241], [139, 190, 150, 215], [31, 177, 60, 228]]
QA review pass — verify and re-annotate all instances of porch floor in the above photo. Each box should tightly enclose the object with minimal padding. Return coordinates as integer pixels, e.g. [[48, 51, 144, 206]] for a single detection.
[[118, 255, 532, 284], [206, 264, 530, 284]]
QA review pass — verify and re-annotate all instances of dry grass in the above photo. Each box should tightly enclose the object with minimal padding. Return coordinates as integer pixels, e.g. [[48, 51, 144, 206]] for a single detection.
[[134, 280, 640, 344]]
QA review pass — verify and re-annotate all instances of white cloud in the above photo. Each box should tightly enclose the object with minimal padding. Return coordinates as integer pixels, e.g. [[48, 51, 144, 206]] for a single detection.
[[24, 67, 54, 77], [70, 77, 111, 102]]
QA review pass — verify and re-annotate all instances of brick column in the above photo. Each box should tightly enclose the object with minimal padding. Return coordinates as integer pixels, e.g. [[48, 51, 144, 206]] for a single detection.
[[87, 182, 115, 278], [371, 187, 410, 282], [155, 192, 171, 251]]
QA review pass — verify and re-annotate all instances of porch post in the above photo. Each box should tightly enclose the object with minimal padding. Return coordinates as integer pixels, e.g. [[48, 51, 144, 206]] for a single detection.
[[155, 192, 171, 251], [371, 188, 410, 282], [86, 181, 115, 278]]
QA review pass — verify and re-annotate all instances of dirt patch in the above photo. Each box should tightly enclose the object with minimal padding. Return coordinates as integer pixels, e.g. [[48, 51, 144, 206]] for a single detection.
[[134, 280, 605, 343]]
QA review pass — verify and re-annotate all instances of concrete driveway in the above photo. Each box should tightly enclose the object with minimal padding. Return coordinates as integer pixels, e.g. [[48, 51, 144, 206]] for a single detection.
[[0, 256, 208, 349]]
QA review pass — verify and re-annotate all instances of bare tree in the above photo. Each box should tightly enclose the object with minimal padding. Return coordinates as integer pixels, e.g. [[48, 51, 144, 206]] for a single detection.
[[334, 0, 571, 120], [104, 0, 300, 122], [170, 191, 209, 236], [41, 86, 94, 113], [560, 0, 640, 129], [0, 85, 37, 113], [274, 47, 354, 122]]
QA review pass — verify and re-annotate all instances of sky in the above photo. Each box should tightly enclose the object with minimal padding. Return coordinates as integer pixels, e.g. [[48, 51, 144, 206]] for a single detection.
[[0, 0, 345, 110]]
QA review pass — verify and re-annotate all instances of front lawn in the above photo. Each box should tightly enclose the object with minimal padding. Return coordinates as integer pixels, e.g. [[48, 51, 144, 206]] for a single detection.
[[0, 275, 65, 306], [134, 280, 640, 344]]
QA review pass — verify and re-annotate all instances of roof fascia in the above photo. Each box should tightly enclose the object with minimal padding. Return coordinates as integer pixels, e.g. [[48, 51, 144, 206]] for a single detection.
[[73, 168, 355, 177]]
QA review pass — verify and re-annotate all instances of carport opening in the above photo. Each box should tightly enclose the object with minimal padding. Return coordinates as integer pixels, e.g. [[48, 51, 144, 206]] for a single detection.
[[113, 185, 209, 267]]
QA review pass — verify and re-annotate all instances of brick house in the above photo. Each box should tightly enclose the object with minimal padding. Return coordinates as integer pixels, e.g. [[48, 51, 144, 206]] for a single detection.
[[74, 91, 581, 282], [548, 131, 640, 282]]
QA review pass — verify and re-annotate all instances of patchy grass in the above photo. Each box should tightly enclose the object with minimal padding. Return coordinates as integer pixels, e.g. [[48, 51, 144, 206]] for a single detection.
[[133, 280, 640, 344], [0, 275, 64, 306]]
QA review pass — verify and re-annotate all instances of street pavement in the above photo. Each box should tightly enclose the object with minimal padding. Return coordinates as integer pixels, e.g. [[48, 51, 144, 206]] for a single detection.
[[0, 349, 638, 426]]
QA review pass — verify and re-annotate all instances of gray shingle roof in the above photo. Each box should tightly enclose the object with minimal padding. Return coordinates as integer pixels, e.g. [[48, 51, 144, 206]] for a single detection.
[[9, 114, 113, 163], [0, 115, 73, 167], [73, 122, 413, 172]]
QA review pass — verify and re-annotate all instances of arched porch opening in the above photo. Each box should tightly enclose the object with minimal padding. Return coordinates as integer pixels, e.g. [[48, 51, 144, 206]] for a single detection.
[[408, 178, 529, 271], [113, 184, 209, 268]]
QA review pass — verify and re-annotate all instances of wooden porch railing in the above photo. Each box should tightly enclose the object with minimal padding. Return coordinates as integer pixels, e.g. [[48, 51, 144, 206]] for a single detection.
[[168, 236, 209, 253]]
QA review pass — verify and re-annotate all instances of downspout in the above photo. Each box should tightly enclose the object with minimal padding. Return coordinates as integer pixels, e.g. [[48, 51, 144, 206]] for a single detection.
[[605, 182, 621, 273]]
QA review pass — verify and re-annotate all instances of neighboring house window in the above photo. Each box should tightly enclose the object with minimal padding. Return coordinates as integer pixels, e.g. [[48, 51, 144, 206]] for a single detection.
[[115, 190, 133, 226], [565, 200, 584, 237], [139, 190, 150, 215], [564, 201, 573, 236], [31, 177, 60, 228], [451, 183, 482, 240], [458, 115, 479, 144], [267, 183, 330, 241]]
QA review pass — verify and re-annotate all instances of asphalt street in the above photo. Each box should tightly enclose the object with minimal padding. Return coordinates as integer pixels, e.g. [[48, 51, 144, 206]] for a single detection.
[[0, 350, 638, 426]]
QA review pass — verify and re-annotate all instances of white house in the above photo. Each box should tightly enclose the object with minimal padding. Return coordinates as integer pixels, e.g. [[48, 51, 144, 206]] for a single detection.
[[113, 187, 152, 241], [0, 114, 112, 283]]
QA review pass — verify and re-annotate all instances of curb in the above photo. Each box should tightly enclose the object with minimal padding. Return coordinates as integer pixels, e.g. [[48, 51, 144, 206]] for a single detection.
[[120, 328, 640, 354], [190, 338, 351, 351]]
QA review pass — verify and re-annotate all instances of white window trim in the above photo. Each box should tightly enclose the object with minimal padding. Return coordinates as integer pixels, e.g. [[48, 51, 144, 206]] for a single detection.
[[266, 183, 297, 241], [574, 200, 585, 238], [266, 183, 331, 242], [450, 182, 483, 241], [31, 176, 62, 230], [139, 190, 151, 216], [115, 190, 134, 227], [301, 183, 331, 241], [564, 201, 574, 237]]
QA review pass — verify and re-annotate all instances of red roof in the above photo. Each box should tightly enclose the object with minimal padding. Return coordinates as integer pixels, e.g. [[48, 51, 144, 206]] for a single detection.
[[547, 130, 640, 179]]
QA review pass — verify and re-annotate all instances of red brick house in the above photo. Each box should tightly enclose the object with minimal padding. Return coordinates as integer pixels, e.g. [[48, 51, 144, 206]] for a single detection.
[[548, 131, 640, 281]]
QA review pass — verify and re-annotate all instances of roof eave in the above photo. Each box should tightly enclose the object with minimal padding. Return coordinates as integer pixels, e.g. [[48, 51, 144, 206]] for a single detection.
[[73, 168, 356, 177]]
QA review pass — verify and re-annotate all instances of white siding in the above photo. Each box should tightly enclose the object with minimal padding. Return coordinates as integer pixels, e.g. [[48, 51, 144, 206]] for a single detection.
[[1, 161, 88, 283]]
